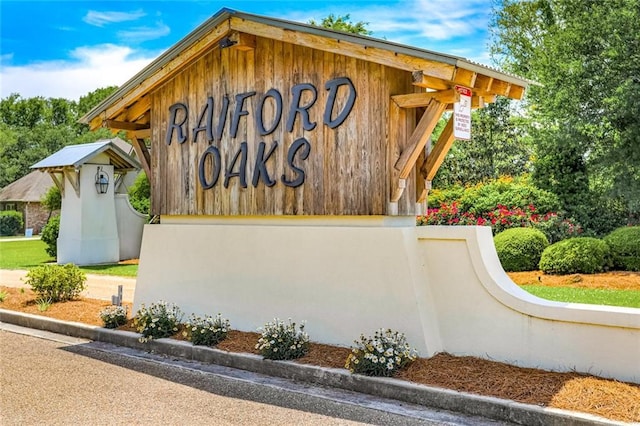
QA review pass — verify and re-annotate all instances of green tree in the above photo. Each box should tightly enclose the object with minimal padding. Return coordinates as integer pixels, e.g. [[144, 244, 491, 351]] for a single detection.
[[0, 87, 123, 187], [308, 14, 372, 35], [491, 0, 640, 233], [434, 98, 533, 187]]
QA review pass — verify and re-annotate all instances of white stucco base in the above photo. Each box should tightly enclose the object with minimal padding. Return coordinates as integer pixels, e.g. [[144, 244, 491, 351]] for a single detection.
[[58, 163, 119, 265], [134, 219, 640, 384]]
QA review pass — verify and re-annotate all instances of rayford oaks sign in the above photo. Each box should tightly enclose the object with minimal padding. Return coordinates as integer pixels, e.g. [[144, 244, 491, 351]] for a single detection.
[[165, 77, 356, 189]]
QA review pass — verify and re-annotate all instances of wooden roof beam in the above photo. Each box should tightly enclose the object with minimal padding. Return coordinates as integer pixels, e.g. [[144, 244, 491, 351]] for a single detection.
[[452, 68, 477, 87], [125, 96, 151, 122], [412, 71, 450, 90], [229, 31, 256, 51], [230, 17, 456, 81], [392, 89, 456, 108], [104, 120, 150, 131]]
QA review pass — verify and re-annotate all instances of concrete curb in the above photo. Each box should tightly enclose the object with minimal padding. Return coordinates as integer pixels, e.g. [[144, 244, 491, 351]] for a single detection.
[[0, 309, 623, 426]]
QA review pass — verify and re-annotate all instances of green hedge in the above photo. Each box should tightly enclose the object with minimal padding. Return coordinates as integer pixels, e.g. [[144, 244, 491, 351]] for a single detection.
[[494, 228, 549, 272], [0, 210, 23, 236], [539, 237, 612, 275], [604, 226, 640, 271]]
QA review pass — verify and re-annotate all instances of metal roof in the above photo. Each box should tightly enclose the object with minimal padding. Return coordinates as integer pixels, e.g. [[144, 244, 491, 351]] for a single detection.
[[80, 8, 534, 125], [31, 139, 140, 172]]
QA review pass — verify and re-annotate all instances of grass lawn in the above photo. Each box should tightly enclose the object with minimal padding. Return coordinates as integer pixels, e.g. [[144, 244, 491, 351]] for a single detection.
[[0, 239, 138, 277], [522, 285, 640, 308], [0, 240, 52, 268]]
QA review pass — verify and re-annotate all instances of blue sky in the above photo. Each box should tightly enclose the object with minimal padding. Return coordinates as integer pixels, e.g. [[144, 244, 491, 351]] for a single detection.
[[0, 1, 494, 101]]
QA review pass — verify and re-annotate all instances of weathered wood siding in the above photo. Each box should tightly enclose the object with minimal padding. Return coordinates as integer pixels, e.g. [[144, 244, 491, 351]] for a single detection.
[[150, 37, 417, 216]]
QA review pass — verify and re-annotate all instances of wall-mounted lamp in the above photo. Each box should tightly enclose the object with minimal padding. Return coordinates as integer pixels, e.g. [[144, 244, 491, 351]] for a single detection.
[[219, 37, 237, 49], [95, 166, 109, 194]]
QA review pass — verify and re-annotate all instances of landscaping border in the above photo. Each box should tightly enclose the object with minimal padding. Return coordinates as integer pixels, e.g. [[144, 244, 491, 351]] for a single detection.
[[0, 308, 621, 426]]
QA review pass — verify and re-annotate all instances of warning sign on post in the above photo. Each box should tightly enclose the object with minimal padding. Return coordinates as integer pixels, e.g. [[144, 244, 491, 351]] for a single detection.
[[453, 85, 472, 140]]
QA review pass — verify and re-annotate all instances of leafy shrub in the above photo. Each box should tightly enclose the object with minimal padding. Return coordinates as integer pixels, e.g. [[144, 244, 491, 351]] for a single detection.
[[41, 185, 61, 212], [184, 313, 230, 346], [0, 210, 23, 236], [24, 263, 86, 302], [41, 215, 60, 258], [539, 237, 612, 275], [134, 301, 182, 342], [494, 228, 549, 272], [256, 318, 310, 360], [345, 329, 418, 377], [128, 171, 150, 216], [604, 226, 640, 271], [99, 305, 128, 329], [458, 176, 561, 217]]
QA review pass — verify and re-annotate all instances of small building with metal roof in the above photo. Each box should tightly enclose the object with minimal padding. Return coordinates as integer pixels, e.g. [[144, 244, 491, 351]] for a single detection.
[[31, 139, 144, 265]]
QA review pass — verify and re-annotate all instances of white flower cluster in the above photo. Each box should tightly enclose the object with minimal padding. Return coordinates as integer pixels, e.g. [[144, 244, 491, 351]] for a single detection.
[[255, 318, 310, 360], [184, 313, 230, 346], [345, 328, 418, 377], [99, 305, 128, 329], [134, 301, 182, 342]]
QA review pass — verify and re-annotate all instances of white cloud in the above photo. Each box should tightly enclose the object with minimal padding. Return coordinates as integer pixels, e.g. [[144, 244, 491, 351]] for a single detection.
[[84, 10, 146, 27], [118, 22, 170, 43], [0, 45, 156, 101], [283, 0, 491, 56]]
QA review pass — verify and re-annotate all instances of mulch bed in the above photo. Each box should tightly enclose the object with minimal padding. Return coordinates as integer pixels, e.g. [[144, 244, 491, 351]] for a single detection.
[[1, 285, 639, 422]]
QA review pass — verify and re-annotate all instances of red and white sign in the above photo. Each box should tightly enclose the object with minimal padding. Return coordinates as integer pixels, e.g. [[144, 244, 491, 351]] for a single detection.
[[453, 85, 472, 140]]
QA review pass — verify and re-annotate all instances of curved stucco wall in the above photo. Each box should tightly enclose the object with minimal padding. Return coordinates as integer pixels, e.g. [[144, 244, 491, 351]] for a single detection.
[[114, 194, 146, 261], [417, 226, 640, 383]]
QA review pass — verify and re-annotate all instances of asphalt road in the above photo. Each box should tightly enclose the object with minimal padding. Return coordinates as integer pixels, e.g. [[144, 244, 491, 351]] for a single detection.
[[0, 327, 508, 426]]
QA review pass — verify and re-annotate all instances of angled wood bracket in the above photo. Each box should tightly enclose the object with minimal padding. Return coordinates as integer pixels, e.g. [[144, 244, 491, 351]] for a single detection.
[[48, 172, 65, 197], [390, 99, 446, 205], [64, 169, 80, 197], [129, 133, 152, 183]]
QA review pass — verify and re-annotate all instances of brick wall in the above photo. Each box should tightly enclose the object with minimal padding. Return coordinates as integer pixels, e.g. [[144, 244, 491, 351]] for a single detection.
[[24, 202, 54, 235]]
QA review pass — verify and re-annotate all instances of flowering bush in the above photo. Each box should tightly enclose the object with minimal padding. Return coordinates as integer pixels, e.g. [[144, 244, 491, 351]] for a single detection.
[[417, 202, 487, 226], [133, 301, 182, 342], [184, 313, 230, 346], [255, 318, 310, 360], [99, 305, 128, 329], [531, 212, 583, 243], [418, 202, 582, 241], [345, 329, 418, 377]]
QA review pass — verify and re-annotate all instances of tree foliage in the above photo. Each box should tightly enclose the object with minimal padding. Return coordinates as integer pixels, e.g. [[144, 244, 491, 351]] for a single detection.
[[434, 98, 533, 187], [490, 0, 640, 233], [0, 87, 120, 188], [308, 14, 372, 35]]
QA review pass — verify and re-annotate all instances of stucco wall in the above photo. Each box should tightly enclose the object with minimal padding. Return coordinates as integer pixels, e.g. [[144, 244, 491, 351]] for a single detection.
[[114, 194, 146, 260], [133, 219, 640, 384], [58, 162, 119, 265]]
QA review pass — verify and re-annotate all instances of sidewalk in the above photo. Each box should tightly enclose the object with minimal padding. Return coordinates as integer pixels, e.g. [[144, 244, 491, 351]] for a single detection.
[[0, 269, 136, 303]]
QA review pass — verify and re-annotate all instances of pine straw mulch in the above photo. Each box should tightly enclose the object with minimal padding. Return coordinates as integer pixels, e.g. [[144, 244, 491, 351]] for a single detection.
[[1, 285, 639, 423]]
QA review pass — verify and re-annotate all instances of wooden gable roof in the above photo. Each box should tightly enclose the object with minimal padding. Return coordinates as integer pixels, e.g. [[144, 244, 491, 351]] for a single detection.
[[80, 8, 531, 135]]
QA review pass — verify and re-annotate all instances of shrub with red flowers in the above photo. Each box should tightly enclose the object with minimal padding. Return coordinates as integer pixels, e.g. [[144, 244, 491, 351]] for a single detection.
[[417, 202, 582, 242], [417, 202, 487, 226]]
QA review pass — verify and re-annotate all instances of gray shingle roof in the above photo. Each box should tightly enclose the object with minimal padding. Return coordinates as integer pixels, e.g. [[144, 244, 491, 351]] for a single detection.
[[0, 170, 54, 202]]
